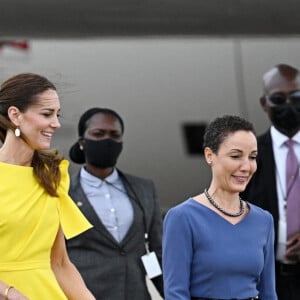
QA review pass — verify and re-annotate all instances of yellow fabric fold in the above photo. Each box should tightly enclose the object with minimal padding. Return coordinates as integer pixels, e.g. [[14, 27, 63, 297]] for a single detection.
[[57, 160, 92, 239]]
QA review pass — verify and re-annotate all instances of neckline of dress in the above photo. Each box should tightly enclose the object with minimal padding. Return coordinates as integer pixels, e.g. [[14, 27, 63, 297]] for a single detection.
[[190, 197, 251, 226]]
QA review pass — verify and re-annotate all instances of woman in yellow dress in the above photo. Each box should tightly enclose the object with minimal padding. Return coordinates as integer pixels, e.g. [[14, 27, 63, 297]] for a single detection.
[[0, 73, 96, 300]]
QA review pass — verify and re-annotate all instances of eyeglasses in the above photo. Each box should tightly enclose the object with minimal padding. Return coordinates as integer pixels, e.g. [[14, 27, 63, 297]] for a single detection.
[[266, 91, 300, 106]]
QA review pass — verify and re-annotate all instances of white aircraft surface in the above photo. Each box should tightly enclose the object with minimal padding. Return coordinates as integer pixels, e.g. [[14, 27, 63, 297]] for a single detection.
[[1, 37, 300, 212]]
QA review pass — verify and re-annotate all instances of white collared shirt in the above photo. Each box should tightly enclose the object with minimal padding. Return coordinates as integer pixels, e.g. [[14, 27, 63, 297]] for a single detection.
[[80, 167, 133, 243], [270, 126, 300, 260]]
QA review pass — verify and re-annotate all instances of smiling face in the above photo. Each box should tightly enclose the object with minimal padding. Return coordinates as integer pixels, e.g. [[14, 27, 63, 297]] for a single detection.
[[16, 89, 61, 150], [205, 130, 257, 193]]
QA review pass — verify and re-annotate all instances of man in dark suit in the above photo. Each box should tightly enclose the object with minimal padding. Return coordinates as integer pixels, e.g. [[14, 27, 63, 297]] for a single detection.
[[242, 64, 300, 300], [66, 108, 164, 300]]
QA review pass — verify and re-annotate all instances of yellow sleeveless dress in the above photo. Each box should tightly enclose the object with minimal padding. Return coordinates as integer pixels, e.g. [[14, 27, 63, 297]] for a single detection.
[[0, 160, 92, 299]]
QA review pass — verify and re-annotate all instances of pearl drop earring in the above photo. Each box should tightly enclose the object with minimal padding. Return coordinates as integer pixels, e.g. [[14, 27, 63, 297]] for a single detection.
[[15, 128, 21, 137]]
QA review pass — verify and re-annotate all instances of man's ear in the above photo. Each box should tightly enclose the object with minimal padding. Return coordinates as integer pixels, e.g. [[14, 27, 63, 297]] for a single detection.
[[260, 96, 268, 112], [7, 106, 21, 126]]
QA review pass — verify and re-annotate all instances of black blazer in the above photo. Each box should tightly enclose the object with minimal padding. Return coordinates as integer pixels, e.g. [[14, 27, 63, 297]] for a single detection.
[[66, 169, 164, 300], [241, 130, 280, 248]]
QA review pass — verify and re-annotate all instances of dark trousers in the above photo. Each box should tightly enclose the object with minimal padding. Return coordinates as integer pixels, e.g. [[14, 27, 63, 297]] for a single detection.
[[276, 261, 300, 300]]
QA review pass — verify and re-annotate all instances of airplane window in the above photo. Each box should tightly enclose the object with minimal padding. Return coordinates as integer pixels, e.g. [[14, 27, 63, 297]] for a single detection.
[[182, 123, 206, 155]]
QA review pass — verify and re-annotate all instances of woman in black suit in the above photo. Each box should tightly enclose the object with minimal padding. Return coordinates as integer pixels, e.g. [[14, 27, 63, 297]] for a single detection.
[[66, 107, 164, 300]]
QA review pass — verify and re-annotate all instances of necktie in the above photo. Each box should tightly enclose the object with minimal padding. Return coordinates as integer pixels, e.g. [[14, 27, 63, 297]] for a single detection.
[[285, 139, 300, 238]]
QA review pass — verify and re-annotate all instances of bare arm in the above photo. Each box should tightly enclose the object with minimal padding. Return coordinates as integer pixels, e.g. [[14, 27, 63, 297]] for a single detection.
[[51, 227, 95, 300]]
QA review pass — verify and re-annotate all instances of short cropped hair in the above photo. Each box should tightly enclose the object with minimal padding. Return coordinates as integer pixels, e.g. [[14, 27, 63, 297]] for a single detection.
[[203, 115, 255, 153]]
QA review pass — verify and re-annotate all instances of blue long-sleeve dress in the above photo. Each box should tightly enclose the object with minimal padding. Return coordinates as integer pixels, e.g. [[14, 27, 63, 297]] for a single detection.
[[163, 198, 277, 300]]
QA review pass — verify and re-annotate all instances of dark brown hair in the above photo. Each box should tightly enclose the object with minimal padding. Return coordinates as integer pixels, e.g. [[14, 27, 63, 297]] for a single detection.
[[0, 73, 63, 196]]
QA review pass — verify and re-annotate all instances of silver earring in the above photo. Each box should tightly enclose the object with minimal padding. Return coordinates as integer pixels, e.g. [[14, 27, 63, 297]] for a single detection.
[[15, 128, 21, 137]]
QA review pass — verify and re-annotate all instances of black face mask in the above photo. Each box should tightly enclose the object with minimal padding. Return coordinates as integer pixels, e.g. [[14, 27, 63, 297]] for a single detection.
[[83, 138, 123, 168], [269, 104, 300, 136]]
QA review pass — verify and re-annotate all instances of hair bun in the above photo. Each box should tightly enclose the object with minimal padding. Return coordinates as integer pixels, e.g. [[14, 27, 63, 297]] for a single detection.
[[69, 142, 85, 164]]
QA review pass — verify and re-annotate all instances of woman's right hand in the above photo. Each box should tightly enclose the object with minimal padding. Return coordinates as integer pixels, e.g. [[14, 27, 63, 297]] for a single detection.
[[4, 287, 29, 300]]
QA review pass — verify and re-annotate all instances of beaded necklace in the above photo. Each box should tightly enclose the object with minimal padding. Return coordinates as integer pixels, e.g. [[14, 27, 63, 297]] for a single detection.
[[204, 189, 244, 217]]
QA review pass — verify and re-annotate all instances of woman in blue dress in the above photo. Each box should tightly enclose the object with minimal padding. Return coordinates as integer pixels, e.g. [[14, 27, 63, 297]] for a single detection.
[[163, 115, 277, 300]]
